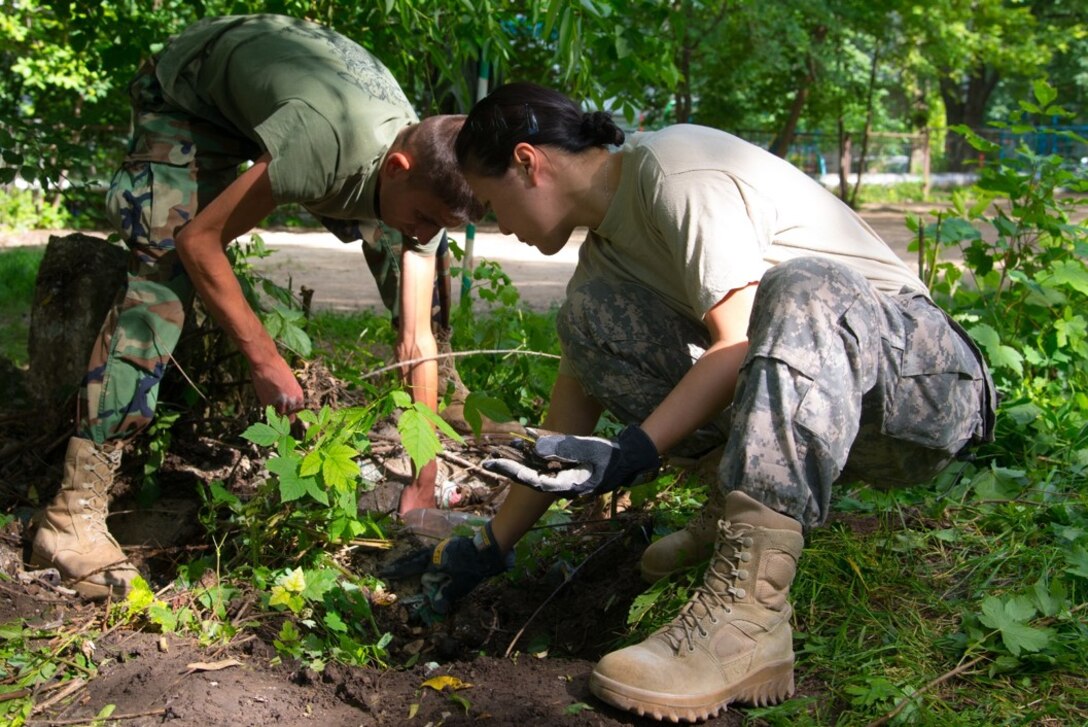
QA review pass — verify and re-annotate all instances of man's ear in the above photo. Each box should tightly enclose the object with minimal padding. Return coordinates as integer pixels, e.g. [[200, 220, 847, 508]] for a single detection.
[[381, 151, 412, 180]]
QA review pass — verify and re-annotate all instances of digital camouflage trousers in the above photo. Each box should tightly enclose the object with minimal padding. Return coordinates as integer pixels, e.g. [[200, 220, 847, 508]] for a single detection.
[[87, 61, 445, 443], [558, 257, 996, 529]]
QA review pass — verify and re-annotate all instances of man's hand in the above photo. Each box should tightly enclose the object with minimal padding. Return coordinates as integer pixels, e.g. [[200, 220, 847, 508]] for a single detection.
[[250, 355, 305, 416], [482, 425, 661, 497], [381, 521, 513, 615]]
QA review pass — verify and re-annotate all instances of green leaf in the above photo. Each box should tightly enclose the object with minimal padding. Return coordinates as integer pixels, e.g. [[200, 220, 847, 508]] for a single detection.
[[321, 444, 360, 490], [464, 391, 513, 428], [279, 319, 312, 357], [968, 324, 1023, 375], [1032, 79, 1058, 109], [304, 477, 330, 506], [1064, 545, 1088, 579], [398, 408, 442, 470], [267, 455, 314, 503], [391, 389, 412, 408], [970, 468, 1022, 502], [978, 596, 1052, 657], [300, 450, 322, 477], [302, 568, 339, 601], [1032, 577, 1066, 618], [324, 610, 348, 633], [416, 402, 463, 442], [242, 422, 280, 447], [148, 602, 178, 633], [1044, 260, 1088, 296]]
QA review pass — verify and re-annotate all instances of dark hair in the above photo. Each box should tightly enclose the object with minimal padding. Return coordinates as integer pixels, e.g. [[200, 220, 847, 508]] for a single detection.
[[397, 115, 485, 223], [455, 82, 625, 178]]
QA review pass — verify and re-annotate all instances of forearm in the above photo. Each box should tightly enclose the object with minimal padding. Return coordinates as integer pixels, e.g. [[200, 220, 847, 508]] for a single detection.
[[397, 249, 439, 409], [177, 233, 278, 367], [639, 340, 747, 455], [489, 373, 602, 551]]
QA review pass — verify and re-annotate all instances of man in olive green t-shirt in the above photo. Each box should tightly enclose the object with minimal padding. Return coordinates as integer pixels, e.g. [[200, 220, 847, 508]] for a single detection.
[[30, 14, 482, 599]]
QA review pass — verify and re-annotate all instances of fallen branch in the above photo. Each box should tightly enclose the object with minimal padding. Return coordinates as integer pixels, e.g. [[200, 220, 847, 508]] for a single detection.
[[865, 654, 987, 727], [28, 706, 168, 725], [361, 348, 560, 380]]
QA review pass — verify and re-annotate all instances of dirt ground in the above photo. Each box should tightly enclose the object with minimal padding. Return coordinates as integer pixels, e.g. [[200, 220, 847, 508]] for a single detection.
[[0, 206, 931, 726]]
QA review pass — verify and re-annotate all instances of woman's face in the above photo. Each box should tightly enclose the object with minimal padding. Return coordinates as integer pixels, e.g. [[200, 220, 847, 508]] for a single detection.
[[465, 166, 573, 257]]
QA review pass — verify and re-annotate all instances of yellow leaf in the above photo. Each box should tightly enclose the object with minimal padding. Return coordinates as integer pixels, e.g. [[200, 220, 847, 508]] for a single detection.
[[408, 703, 419, 719], [186, 658, 243, 672], [281, 567, 307, 593], [421, 675, 473, 691]]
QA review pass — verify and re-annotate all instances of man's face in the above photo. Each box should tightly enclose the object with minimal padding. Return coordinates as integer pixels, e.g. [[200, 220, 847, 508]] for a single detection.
[[379, 174, 462, 244]]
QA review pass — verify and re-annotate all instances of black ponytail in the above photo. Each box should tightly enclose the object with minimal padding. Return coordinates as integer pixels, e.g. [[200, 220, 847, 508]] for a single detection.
[[456, 82, 625, 178]]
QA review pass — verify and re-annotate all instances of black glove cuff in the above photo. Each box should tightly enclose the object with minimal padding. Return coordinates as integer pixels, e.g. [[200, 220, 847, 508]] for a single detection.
[[619, 424, 662, 474], [474, 521, 514, 574]]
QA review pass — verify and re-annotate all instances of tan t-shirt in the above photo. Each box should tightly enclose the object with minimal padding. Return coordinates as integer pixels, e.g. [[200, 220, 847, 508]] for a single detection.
[[570, 125, 925, 327], [154, 14, 439, 253]]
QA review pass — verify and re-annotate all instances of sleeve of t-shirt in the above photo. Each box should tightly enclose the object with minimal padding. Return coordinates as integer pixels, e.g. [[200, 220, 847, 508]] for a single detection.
[[254, 99, 338, 204], [645, 167, 773, 319], [403, 229, 443, 256]]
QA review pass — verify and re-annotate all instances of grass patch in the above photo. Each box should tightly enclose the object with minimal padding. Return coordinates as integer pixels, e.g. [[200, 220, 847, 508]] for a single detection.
[[0, 246, 44, 366]]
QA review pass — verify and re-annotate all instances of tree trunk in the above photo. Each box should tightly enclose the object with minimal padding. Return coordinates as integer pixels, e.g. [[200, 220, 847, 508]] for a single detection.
[[769, 25, 826, 158], [675, 46, 693, 123], [940, 66, 1000, 171], [769, 79, 810, 158], [848, 43, 881, 208], [837, 122, 852, 202]]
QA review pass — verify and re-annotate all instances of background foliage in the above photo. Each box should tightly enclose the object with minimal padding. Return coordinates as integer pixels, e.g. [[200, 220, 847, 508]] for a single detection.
[[2, 0, 1087, 229]]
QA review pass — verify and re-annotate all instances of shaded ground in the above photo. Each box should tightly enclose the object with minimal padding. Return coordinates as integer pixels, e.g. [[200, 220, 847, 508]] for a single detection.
[[0, 207, 937, 725], [0, 357, 750, 726]]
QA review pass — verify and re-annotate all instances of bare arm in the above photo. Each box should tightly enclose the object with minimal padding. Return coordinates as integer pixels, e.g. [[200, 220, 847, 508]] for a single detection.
[[174, 153, 304, 415], [395, 247, 440, 514], [640, 284, 758, 453], [489, 373, 603, 550]]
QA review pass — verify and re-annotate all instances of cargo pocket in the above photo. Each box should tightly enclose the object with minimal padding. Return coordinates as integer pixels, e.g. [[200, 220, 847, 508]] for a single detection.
[[881, 295, 984, 452]]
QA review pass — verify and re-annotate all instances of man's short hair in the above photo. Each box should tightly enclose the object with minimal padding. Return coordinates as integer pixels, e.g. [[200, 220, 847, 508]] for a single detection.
[[399, 116, 485, 223]]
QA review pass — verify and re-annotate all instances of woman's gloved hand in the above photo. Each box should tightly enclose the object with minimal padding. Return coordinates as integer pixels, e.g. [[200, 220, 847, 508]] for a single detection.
[[482, 425, 661, 497]]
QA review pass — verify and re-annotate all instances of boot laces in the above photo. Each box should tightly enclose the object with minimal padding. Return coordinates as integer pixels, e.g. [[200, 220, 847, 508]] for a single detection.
[[663, 521, 753, 653], [78, 446, 121, 538]]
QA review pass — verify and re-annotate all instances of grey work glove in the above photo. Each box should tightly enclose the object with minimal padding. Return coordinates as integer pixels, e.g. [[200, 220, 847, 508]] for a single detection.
[[482, 425, 661, 497], [380, 521, 513, 616]]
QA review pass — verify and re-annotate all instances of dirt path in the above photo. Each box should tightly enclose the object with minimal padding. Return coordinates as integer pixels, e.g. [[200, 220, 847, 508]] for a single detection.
[[250, 204, 933, 312], [0, 202, 937, 314]]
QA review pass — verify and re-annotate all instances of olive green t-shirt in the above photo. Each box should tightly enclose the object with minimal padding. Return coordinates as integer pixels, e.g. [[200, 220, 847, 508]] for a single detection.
[[572, 124, 925, 322], [154, 14, 432, 249]]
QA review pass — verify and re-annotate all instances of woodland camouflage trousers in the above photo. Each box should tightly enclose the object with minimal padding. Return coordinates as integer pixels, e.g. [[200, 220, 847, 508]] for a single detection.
[[87, 61, 444, 444], [558, 257, 996, 529]]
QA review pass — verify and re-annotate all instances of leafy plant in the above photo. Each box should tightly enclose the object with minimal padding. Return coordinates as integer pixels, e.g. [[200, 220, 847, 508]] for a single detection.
[[0, 620, 100, 726]]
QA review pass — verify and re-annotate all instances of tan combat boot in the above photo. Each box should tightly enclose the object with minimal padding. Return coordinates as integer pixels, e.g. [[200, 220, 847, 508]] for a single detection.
[[435, 329, 525, 436], [30, 437, 138, 599], [640, 485, 727, 583], [591, 491, 804, 722]]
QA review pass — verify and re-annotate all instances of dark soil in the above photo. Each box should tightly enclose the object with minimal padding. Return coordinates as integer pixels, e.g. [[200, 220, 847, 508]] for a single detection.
[[0, 359, 748, 726]]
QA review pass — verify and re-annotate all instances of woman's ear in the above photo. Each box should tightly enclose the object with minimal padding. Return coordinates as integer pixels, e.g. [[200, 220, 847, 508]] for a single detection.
[[512, 142, 539, 182]]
